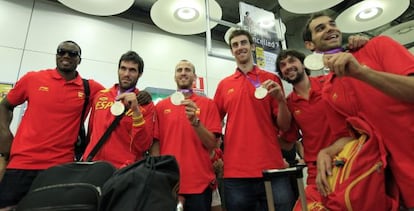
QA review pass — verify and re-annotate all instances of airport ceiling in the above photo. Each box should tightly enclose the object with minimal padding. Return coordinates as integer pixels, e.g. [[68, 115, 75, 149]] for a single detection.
[[50, 0, 414, 50]]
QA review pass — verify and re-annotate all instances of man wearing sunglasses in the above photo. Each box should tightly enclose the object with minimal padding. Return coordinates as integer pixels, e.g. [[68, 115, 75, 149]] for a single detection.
[[0, 40, 104, 210]]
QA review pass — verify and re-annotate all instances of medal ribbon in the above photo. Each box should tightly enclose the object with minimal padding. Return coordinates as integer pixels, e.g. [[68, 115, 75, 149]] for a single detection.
[[117, 87, 135, 97], [177, 89, 193, 95], [239, 67, 261, 88], [316, 47, 344, 55]]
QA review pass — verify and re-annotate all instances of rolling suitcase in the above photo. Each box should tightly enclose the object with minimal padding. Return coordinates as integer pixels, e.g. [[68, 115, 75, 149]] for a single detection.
[[263, 164, 308, 211]]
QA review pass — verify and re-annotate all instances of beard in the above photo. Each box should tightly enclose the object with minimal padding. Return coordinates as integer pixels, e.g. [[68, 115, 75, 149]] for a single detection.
[[285, 70, 305, 85], [119, 76, 138, 91]]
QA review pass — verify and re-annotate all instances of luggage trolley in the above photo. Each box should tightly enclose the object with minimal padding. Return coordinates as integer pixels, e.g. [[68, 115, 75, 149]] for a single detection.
[[262, 164, 307, 211]]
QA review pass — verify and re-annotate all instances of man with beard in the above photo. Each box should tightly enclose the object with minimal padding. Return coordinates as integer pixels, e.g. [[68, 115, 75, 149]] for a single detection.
[[0, 41, 104, 209], [213, 29, 295, 211], [275, 47, 365, 210], [151, 60, 222, 211], [83, 51, 155, 169], [303, 13, 414, 210]]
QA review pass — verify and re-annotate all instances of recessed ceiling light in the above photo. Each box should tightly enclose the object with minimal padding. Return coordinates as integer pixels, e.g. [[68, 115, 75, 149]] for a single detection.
[[356, 7, 383, 21], [174, 7, 199, 22]]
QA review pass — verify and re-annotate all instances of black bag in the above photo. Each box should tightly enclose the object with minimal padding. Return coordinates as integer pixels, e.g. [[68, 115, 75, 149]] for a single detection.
[[17, 112, 124, 211], [17, 161, 116, 211], [100, 155, 180, 211]]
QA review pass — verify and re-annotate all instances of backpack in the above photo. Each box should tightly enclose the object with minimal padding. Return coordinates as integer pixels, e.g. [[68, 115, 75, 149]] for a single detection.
[[17, 161, 116, 211], [100, 155, 180, 211], [323, 117, 399, 211]]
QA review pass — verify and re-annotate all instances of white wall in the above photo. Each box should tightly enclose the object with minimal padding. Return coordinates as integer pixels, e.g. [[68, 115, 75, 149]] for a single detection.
[[0, 0, 291, 133]]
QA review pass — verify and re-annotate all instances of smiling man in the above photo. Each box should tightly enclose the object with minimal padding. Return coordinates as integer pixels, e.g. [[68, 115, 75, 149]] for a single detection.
[[0, 41, 104, 209], [151, 59, 222, 211], [303, 13, 414, 210], [213, 29, 295, 211]]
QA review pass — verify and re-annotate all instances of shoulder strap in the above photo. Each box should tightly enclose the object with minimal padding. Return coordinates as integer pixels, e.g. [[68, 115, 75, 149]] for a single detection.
[[85, 112, 125, 162], [80, 79, 90, 121]]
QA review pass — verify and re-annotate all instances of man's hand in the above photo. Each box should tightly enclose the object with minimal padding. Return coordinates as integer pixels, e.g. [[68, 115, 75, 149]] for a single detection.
[[137, 90, 152, 106], [347, 35, 370, 51], [181, 99, 198, 124], [316, 149, 333, 197], [323, 52, 367, 78], [116, 92, 141, 114], [262, 79, 285, 102]]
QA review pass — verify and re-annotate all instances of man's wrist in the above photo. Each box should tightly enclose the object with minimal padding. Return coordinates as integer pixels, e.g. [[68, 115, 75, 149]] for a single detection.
[[191, 118, 200, 127]]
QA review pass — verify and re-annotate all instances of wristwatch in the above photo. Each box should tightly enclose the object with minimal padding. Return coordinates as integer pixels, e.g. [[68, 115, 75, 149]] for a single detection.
[[0, 152, 9, 161], [191, 118, 200, 127]]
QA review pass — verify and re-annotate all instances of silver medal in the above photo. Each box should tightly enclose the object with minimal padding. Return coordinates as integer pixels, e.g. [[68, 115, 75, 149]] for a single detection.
[[110, 101, 125, 116], [170, 92, 185, 106], [304, 53, 324, 71], [254, 86, 268, 99]]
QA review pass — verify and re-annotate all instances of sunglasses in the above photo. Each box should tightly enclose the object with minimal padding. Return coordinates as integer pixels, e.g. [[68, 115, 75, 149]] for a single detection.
[[57, 49, 80, 57]]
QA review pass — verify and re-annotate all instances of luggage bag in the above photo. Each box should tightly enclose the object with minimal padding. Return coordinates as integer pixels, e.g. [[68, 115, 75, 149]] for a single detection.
[[16, 161, 115, 211]]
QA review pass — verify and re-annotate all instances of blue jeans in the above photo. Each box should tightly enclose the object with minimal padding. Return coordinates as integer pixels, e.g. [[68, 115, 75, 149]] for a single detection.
[[181, 186, 212, 211], [224, 177, 295, 211], [0, 169, 41, 208]]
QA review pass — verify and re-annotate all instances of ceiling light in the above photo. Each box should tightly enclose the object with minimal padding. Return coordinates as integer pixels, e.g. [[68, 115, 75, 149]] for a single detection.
[[150, 0, 222, 35], [397, 26, 414, 34], [356, 7, 382, 21], [174, 7, 199, 22], [336, 0, 409, 33], [58, 0, 134, 16], [381, 20, 414, 45], [279, 0, 343, 14]]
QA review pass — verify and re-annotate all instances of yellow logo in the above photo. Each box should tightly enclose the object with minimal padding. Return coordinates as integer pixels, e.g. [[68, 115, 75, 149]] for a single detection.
[[78, 92, 85, 98], [164, 109, 171, 114], [38, 86, 48, 91], [294, 109, 301, 116], [99, 96, 108, 101], [227, 88, 234, 95], [95, 101, 114, 110], [332, 93, 338, 101]]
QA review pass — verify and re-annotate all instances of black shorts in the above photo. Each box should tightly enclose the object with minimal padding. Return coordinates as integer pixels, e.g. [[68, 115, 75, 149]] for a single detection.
[[0, 169, 41, 208]]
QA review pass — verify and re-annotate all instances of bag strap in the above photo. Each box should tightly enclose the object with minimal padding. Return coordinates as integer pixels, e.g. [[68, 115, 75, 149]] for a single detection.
[[81, 79, 90, 121], [85, 111, 125, 162]]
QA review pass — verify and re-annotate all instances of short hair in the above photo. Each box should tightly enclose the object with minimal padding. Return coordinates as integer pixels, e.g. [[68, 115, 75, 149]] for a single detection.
[[118, 51, 144, 74], [228, 29, 254, 49], [58, 40, 81, 56], [302, 12, 328, 42], [177, 59, 196, 73], [275, 49, 310, 76]]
